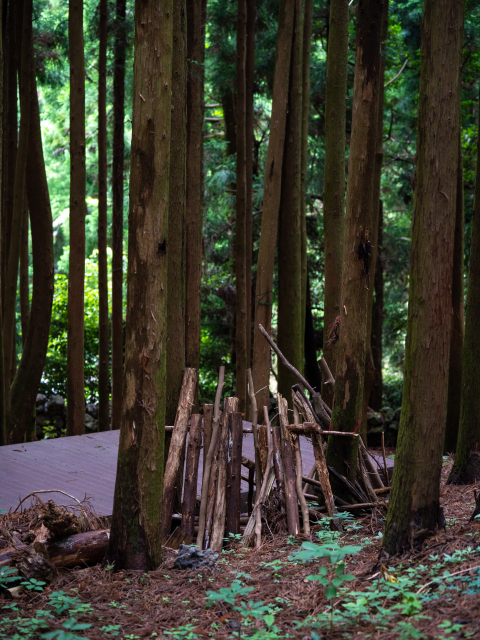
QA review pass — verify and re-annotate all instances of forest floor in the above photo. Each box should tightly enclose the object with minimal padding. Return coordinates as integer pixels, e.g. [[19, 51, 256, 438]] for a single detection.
[[1, 457, 480, 640]]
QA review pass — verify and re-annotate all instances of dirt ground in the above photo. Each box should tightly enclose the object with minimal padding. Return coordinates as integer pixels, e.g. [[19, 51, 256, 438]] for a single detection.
[[1, 458, 480, 640]]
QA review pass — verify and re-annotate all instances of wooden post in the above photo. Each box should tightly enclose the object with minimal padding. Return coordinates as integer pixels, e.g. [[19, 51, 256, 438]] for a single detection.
[[226, 412, 243, 536], [211, 397, 239, 551], [242, 455, 255, 513], [162, 368, 197, 542], [292, 401, 310, 536], [258, 424, 268, 476], [247, 369, 263, 502], [203, 403, 213, 477], [181, 414, 203, 537], [272, 425, 285, 499], [204, 427, 220, 549], [278, 394, 300, 536]]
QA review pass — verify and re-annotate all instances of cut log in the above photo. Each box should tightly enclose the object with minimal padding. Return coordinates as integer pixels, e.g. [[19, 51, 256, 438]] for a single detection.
[[278, 394, 300, 536], [162, 368, 197, 542], [226, 412, 243, 537], [181, 413, 203, 537]]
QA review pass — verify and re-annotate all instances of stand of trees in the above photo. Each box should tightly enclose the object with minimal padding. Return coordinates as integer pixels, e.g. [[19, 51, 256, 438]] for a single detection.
[[0, 0, 479, 569]]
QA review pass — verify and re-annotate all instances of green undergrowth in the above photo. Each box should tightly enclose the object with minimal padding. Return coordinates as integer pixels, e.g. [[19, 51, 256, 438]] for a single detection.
[[1, 516, 480, 639]]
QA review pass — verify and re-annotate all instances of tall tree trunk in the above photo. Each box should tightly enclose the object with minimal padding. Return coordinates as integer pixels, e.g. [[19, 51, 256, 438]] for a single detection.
[[106, 0, 173, 571], [360, 0, 389, 442], [235, 0, 247, 412], [8, 0, 54, 445], [1, 0, 16, 314], [185, 0, 207, 373], [4, 0, 31, 428], [166, 0, 187, 425], [98, 0, 109, 432], [369, 199, 384, 410], [67, 0, 86, 436], [111, 0, 126, 432], [325, 0, 384, 495], [447, 87, 480, 484], [252, 0, 295, 411], [382, 0, 464, 554], [444, 134, 465, 454], [245, 0, 255, 380], [277, 0, 303, 402], [304, 275, 322, 393], [321, 0, 349, 409], [0, 0, 5, 446], [19, 196, 29, 343], [300, 0, 313, 373]]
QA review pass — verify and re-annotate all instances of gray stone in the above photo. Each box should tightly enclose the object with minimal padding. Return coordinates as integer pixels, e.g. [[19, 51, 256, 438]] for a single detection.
[[86, 403, 99, 419], [46, 395, 65, 418], [36, 394, 46, 407], [35, 414, 50, 427], [174, 544, 218, 570], [84, 413, 98, 432]]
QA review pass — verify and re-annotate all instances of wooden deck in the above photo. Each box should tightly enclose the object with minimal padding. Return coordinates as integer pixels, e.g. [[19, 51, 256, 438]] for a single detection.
[[0, 427, 392, 516]]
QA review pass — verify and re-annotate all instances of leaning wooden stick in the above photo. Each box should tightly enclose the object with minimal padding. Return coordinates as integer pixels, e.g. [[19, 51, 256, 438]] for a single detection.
[[162, 368, 197, 542], [358, 437, 384, 489], [181, 414, 203, 537], [254, 407, 273, 547], [292, 402, 310, 536], [287, 423, 359, 438], [319, 357, 335, 389], [196, 366, 225, 548], [247, 369, 263, 500]]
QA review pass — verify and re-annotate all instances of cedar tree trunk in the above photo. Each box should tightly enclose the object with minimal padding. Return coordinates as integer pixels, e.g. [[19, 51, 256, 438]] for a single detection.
[[369, 199, 384, 410], [321, 0, 349, 409], [245, 0, 255, 376], [382, 0, 464, 554], [8, 6, 54, 445], [111, 0, 126, 432], [19, 197, 29, 343], [447, 87, 480, 485], [185, 0, 207, 372], [252, 0, 295, 411], [106, 0, 173, 571], [0, 0, 5, 445], [325, 0, 384, 494], [67, 0, 86, 436], [277, 0, 303, 401], [166, 0, 187, 425], [98, 0, 109, 432], [235, 0, 247, 411]]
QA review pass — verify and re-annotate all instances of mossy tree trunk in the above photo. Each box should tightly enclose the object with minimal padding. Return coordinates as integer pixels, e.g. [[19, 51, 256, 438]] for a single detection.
[[278, 0, 303, 402], [235, 0, 247, 412], [447, 87, 480, 485], [107, 0, 173, 571], [360, 0, 389, 442], [67, 0, 86, 436], [111, 0, 126, 432], [0, 0, 6, 445], [185, 0, 207, 375], [252, 0, 295, 411], [321, 0, 349, 409], [98, 0, 109, 432], [8, 0, 54, 444], [444, 134, 465, 454], [325, 0, 384, 495], [166, 0, 187, 425], [382, 0, 464, 554]]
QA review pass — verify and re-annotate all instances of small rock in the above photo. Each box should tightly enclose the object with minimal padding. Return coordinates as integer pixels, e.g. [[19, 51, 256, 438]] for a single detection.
[[174, 544, 218, 570], [86, 403, 98, 419], [227, 619, 240, 629], [84, 413, 98, 432], [46, 395, 65, 418]]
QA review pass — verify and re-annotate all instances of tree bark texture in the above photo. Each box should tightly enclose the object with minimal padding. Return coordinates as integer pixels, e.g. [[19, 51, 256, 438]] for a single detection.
[[181, 413, 202, 537], [360, 0, 389, 442], [369, 200, 384, 411], [203, 403, 213, 477], [235, 0, 247, 412], [3, 0, 31, 421], [162, 368, 197, 542], [325, 0, 384, 495], [67, 0, 86, 437], [98, 0, 109, 432], [185, 0, 207, 372], [166, 0, 187, 426], [304, 275, 322, 393], [278, 394, 300, 535], [252, 0, 295, 412], [448, 85, 480, 485], [0, 0, 5, 445], [245, 0, 255, 377], [383, 0, 464, 554], [111, 0, 127, 432], [300, 0, 313, 369], [226, 411, 243, 536], [106, 0, 173, 571], [277, 0, 303, 402], [8, 19, 54, 445], [321, 0, 349, 409], [20, 198, 29, 343], [444, 135, 465, 454]]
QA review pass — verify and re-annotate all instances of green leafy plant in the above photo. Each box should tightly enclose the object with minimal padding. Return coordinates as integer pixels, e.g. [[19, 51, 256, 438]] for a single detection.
[[41, 617, 92, 640], [21, 577, 46, 592], [0, 566, 17, 589]]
